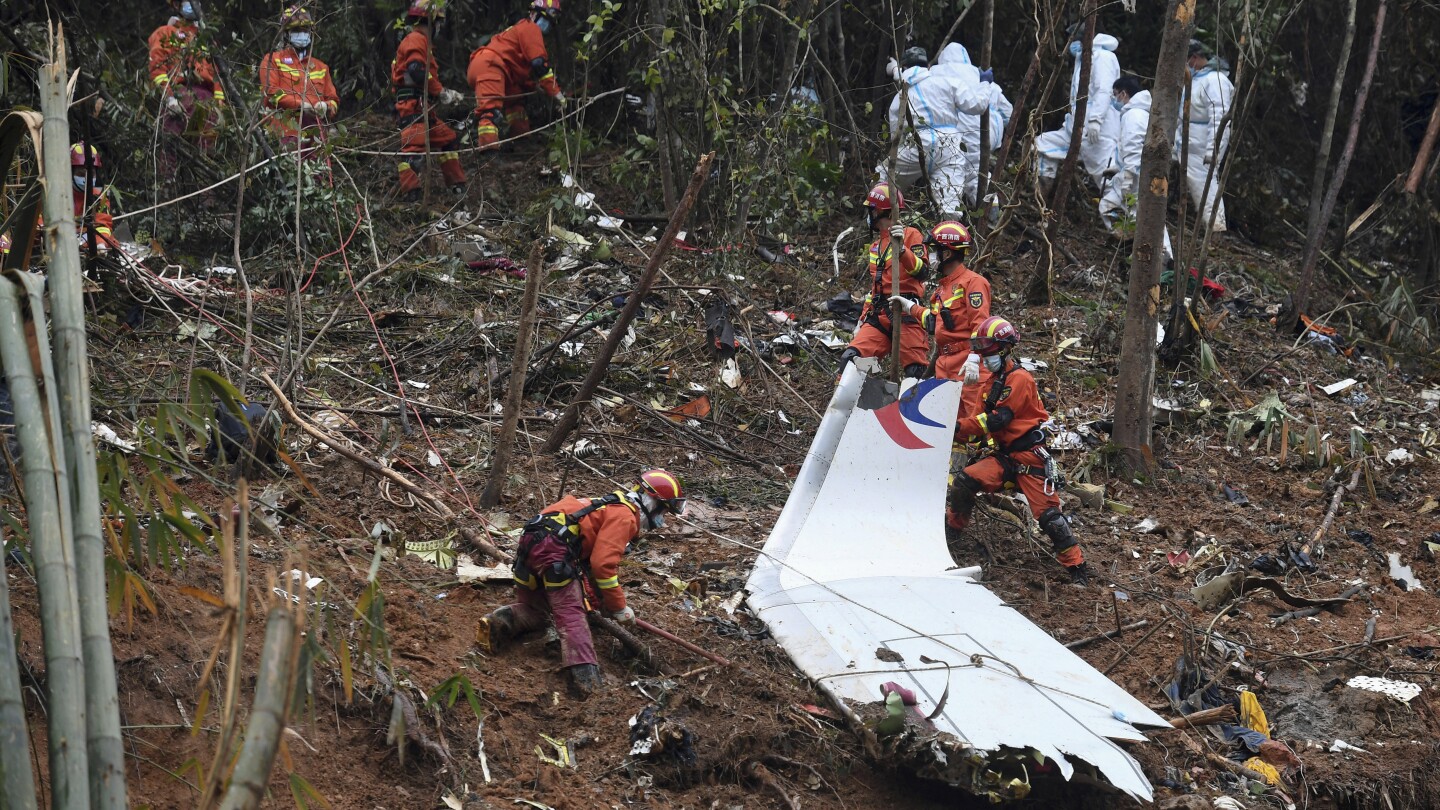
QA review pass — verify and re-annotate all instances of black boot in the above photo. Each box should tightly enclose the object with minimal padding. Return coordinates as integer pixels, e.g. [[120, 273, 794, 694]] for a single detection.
[[567, 663, 603, 697], [1065, 562, 1091, 587]]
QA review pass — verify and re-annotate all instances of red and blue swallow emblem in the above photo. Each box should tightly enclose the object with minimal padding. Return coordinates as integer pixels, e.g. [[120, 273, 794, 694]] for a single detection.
[[873, 378, 946, 449]]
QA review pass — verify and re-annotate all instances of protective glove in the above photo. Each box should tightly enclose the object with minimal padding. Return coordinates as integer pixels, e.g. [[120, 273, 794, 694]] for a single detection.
[[888, 223, 906, 243], [438, 88, 464, 106], [978, 68, 994, 84], [888, 294, 920, 317], [554, 91, 568, 107], [299, 101, 314, 114], [1084, 121, 1101, 146], [316, 101, 333, 119], [961, 352, 981, 384], [886, 57, 901, 81], [165, 95, 184, 116], [608, 606, 636, 625]]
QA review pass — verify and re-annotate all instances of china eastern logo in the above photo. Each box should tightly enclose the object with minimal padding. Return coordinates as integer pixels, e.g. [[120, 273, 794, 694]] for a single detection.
[[874, 378, 946, 449]]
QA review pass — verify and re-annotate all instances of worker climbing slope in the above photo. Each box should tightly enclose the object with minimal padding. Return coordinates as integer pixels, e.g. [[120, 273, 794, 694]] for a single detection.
[[147, 0, 225, 167], [1179, 39, 1234, 232], [889, 220, 989, 415], [1034, 30, 1121, 189], [948, 316, 1091, 586], [391, 0, 467, 197], [875, 46, 992, 221], [476, 470, 687, 696], [838, 183, 930, 379], [259, 6, 340, 157], [467, 0, 567, 150]]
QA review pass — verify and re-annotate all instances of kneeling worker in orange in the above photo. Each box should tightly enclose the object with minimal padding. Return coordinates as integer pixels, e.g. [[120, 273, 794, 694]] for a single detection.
[[837, 183, 929, 379], [391, 0, 467, 196], [949, 316, 1091, 586], [889, 219, 990, 416], [467, 0, 565, 149]]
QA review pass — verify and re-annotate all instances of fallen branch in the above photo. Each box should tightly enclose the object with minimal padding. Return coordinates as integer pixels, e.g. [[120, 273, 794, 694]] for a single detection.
[[635, 618, 733, 667], [257, 371, 510, 562], [1063, 620, 1149, 650], [589, 612, 659, 670], [373, 665, 454, 769], [1161, 704, 1237, 729], [1302, 465, 1363, 558], [1271, 584, 1363, 625], [748, 761, 800, 810]]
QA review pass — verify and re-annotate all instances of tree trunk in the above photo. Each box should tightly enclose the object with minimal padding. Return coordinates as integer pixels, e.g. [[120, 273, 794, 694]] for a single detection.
[[480, 242, 545, 507], [543, 153, 714, 453], [1029, 0, 1094, 305], [1405, 100, 1440, 195], [0, 541, 38, 810], [975, 0, 995, 218], [1288, 0, 1359, 332], [1113, 0, 1196, 479]]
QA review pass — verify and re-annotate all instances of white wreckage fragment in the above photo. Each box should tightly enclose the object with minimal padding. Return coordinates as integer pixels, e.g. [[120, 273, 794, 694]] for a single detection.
[[746, 367, 1167, 802]]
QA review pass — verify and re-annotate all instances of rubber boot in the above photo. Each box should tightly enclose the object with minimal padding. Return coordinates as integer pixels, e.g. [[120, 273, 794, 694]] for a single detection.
[[567, 663, 602, 697], [475, 606, 516, 652], [1065, 562, 1091, 587]]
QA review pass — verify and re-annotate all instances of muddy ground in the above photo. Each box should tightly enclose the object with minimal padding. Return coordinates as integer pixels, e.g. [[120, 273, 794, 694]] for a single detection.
[[5, 138, 1440, 809]]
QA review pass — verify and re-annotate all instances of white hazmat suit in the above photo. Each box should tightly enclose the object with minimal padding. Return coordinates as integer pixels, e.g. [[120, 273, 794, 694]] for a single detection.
[[932, 43, 1014, 205], [1034, 33, 1121, 187], [1179, 59, 1234, 231], [875, 63, 991, 216], [1098, 90, 1173, 260]]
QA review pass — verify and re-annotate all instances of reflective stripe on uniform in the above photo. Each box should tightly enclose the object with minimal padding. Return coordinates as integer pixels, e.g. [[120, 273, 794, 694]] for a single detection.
[[594, 575, 619, 589], [975, 412, 989, 431]]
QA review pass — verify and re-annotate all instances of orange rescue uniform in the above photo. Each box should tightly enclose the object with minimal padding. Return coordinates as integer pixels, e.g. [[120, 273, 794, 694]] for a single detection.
[[466, 18, 562, 146], [259, 48, 339, 151], [542, 494, 639, 613], [951, 360, 1083, 567], [74, 185, 119, 250], [848, 227, 929, 369], [148, 19, 224, 103], [910, 262, 990, 413], [390, 29, 464, 191]]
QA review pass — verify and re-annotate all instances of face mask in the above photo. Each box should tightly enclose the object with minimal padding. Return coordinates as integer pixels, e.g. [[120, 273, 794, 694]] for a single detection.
[[288, 32, 312, 50], [179, 1, 198, 20], [73, 175, 90, 191], [1188, 65, 1198, 77], [1068, 41, 1082, 57], [983, 354, 1004, 373], [927, 252, 940, 273], [1111, 98, 1125, 112], [535, 15, 552, 33]]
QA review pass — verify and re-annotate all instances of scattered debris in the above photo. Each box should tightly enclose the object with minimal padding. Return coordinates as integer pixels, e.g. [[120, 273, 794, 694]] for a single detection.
[[1386, 552, 1424, 591], [1346, 676, 1421, 704], [1320, 378, 1358, 397], [628, 705, 696, 765], [1329, 739, 1368, 754]]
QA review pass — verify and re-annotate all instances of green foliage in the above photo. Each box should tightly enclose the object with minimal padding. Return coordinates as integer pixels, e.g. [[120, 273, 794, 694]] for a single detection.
[[426, 672, 484, 719]]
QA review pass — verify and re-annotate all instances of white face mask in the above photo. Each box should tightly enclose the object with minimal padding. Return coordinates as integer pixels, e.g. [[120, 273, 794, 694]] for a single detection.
[[638, 492, 666, 530], [983, 354, 1004, 373], [179, 1, 198, 20], [288, 31, 312, 50]]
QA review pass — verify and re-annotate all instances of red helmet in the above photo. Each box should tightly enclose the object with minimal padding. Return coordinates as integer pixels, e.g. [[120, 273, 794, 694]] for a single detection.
[[280, 5, 314, 30], [70, 142, 102, 169], [406, 0, 445, 20], [531, 0, 561, 16], [864, 182, 904, 214], [970, 316, 1020, 356], [925, 220, 972, 259], [638, 469, 686, 515]]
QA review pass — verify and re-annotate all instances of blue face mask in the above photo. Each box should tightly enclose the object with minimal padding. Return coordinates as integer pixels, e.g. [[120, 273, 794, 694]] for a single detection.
[[179, 1, 198, 20], [983, 354, 1004, 373], [1069, 41, 1082, 57], [535, 15, 552, 33], [288, 31, 312, 50], [73, 175, 90, 191], [1111, 98, 1125, 112]]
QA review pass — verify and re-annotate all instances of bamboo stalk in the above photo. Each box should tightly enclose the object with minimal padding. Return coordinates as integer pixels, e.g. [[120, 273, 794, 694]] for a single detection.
[[38, 33, 127, 808], [0, 531, 39, 810], [0, 274, 90, 809], [216, 592, 299, 810], [481, 241, 545, 507]]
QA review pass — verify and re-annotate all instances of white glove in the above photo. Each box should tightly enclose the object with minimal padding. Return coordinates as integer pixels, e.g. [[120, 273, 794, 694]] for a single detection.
[[438, 88, 464, 106], [888, 294, 919, 315], [1084, 121, 1100, 146], [299, 101, 314, 114], [165, 95, 184, 115], [961, 353, 981, 384], [608, 606, 636, 625], [554, 91, 568, 106], [886, 57, 901, 81], [888, 223, 905, 242]]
